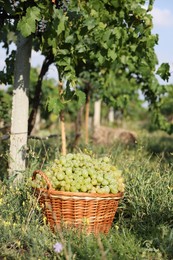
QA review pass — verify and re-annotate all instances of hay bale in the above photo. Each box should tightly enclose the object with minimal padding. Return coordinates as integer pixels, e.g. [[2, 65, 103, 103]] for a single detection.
[[92, 126, 137, 146]]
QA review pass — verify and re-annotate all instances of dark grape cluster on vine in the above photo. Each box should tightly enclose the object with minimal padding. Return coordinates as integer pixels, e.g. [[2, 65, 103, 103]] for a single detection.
[[52, 0, 70, 12], [36, 19, 48, 34]]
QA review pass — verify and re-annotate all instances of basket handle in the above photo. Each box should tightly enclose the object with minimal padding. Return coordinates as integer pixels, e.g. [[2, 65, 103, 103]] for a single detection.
[[32, 170, 52, 190]]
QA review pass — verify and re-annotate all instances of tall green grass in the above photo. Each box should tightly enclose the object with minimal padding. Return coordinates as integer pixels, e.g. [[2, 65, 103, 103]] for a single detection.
[[0, 134, 173, 259]]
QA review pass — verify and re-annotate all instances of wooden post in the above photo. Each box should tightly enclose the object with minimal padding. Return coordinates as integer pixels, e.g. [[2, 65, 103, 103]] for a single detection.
[[60, 110, 66, 156], [9, 34, 32, 181], [85, 93, 90, 145], [58, 82, 66, 155], [93, 100, 101, 128]]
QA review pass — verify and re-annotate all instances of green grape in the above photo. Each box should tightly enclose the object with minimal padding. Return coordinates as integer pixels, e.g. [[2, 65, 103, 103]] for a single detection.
[[103, 173, 111, 182], [86, 183, 93, 191], [46, 171, 51, 178], [97, 174, 104, 183], [52, 176, 57, 184], [88, 170, 94, 178], [102, 179, 109, 186], [76, 176, 83, 184], [65, 168, 72, 175], [57, 172, 65, 181], [74, 167, 82, 176], [84, 177, 91, 184], [96, 187, 105, 194], [64, 184, 70, 191], [70, 185, 78, 192], [42, 152, 125, 195], [59, 157, 66, 166], [54, 180, 60, 188], [103, 185, 110, 194], [91, 179, 97, 186], [110, 184, 118, 194], [60, 180, 66, 187], [82, 169, 88, 178], [90, 187, 97, 193], [64, 175, 71, 184], [66, 153, 74, 160], [73, 160, 79, 168], [113, 170, 122, 177], [107, 178, 114, 186], [75, 182, 81, 190], [71, 180, 77, 187], [81, 185, 87, 192], [118, 183, 125, 192], [51, 166, 57, 173]]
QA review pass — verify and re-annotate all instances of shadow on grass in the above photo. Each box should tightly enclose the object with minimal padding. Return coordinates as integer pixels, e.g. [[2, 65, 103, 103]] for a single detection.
[[144, 134, 173, 163]]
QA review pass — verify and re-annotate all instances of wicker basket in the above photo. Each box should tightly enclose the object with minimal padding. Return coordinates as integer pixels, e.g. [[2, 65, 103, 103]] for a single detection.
[[32, 170, 123, 235]]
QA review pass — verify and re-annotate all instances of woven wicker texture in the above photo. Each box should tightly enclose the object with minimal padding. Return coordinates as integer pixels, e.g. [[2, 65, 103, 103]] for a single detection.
[[33, 170, 123, 235]]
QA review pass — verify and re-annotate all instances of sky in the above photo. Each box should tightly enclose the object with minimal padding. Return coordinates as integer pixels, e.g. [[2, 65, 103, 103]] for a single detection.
[[151, 0, 173, 84], [0, 0, 173, 85]]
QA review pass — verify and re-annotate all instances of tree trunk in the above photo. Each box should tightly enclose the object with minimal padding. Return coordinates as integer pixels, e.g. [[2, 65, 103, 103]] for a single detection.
[[108, 107, 114, 124], [72, 106, 84, 150], [28, 52, 54, 135], [58, 82, 67, 155], [93, 100, 101, 128], [83, 82, 91, 145], [9, 33, 32, 181], [60, 110, 66, 156], [31, 108, 41, 135], [85, 94, 90, 144]]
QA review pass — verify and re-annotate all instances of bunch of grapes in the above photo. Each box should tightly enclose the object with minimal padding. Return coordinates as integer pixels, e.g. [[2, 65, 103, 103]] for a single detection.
[[35, 19, 48, 36], [34, 153, 125, 194], [36, 19, 47, 33], [53, 0, 70, 12]]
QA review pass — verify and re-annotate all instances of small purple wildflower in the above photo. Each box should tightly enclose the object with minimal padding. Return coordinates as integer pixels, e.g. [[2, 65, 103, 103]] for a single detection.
[[53, 242, 63, 253]]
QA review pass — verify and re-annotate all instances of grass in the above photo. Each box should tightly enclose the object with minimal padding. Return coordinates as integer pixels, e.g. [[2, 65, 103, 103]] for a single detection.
[[0, 131, 173, 259]]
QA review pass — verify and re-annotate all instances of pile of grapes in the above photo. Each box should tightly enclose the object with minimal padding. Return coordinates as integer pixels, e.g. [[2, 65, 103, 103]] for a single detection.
[[34, 153, 125, 194]]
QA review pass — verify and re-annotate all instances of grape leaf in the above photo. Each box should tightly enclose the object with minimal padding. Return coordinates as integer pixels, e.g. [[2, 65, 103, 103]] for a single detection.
[[156, 63, 171, 82], [17, 7, 41, 37], [57, 15, 66, 35], [75, 89, 86, 107], [18, 21, 35, 37], [47, 96, 64, 115], [108, 49, 117, 61], [28, 6, 41, 21]]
